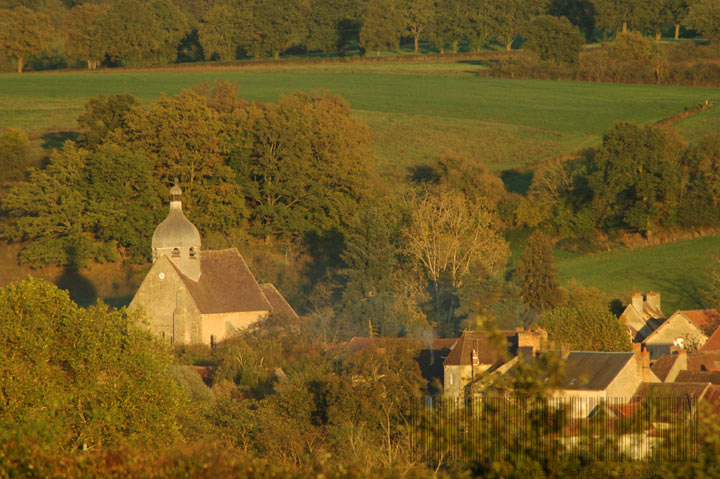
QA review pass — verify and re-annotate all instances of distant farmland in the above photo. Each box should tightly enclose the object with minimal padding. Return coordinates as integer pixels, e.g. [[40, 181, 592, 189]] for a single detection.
[[1, 61, 719, 179], [556, 236, 720, 314]]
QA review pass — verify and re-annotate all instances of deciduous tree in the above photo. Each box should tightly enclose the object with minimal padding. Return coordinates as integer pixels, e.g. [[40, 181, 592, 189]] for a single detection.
[[0, 278, 183, 451], [228, 91, 374, 240], [62, 3, 109, 70], [0, 6, 53, 73], [486, 0, 548, 51], [252, 0, 308, 59], [402, 0, 435, 54], [588, 122, 684, 235], [685, 0, 720, 43], [198, 2, 257, 61], [0, 128, 29, 182], [523, 15, 585, 63], [540, 304, 631, 351], [404, 188, 509, 333], [359, 0, 405, 56]]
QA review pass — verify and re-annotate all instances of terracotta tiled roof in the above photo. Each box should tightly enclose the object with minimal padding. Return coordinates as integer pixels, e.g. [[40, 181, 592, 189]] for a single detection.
[[651, 354, 682, 381], [687, 351, 720, 371], [633, 382, 710, 400], [677, 309, 720, 335], [443, 331, 516, 366], [608, 402, 643, 418], [702, 385, 720, 415], [562, 352, 635, 391], [174, 249, 272, 314], [260, 283, 298, 319], [701, 325, 720, 351], [676, 370, 720, 385]]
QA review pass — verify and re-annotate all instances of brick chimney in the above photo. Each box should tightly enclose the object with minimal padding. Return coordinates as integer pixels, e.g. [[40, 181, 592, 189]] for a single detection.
[[517, 328, 548, 355], [646, 291, 661, 313], [676, 349, 687, 371], [631, 292, 643, 313], [634, 343, 653, 382]]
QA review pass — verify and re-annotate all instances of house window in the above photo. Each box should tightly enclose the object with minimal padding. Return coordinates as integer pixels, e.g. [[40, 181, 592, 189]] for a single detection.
[[449, 374, 454, 386], [172, 248, 180, 258], [189, 247, 197, 259], [210, 335, 215, 349]]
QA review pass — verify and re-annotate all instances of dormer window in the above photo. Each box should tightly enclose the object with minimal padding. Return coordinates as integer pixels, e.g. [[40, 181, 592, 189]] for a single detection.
[[172, 247, 180, 258]]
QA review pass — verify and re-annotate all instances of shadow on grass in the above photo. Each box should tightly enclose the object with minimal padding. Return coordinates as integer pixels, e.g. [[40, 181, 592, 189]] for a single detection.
[[41, 131, 79, 151], [648, 273, 708, 311], [55, 267, 98, 307], [407, 164, 439, 184], [501, 170, 534, 195]]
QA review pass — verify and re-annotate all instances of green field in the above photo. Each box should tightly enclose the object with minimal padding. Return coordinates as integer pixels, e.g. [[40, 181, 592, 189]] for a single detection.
[[2, 62, 719, 177], [556, 236, 720, 314]]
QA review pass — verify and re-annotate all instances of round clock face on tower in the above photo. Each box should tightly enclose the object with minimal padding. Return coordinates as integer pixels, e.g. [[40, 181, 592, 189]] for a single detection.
[[158, 272, 165, 280]]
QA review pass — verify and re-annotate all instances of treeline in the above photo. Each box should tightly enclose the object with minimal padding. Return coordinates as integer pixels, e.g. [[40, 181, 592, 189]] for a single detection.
[[483, 30, 720, 86], [1, 0, 719, 72]]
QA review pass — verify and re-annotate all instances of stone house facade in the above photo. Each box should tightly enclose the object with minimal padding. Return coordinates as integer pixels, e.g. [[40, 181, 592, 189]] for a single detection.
[[642, 310, 720, 359]]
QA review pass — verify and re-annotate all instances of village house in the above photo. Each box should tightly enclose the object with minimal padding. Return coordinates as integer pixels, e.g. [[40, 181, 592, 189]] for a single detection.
[[129, 182, 297, 346], [442, 328, 547, 398], [619, 291, 665, 343], [641, 309, 720, 359]]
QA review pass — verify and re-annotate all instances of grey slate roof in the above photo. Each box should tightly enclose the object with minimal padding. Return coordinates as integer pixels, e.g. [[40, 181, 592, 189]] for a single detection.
[[562, 352, 635, 391], [675, 370, 720, 385], [633, 381, 709, 400], [260, 283, 299, 319], [152, 200, 201, 249], [173, 248, 272, 314]]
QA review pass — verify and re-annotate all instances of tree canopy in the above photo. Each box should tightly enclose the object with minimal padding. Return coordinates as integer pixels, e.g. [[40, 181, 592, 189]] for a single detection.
[[0, 6, 53, 72], [0, 278, 183, 451]]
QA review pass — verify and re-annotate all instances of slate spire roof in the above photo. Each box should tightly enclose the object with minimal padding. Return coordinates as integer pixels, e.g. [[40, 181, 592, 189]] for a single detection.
[[152, 180, 201, 251]]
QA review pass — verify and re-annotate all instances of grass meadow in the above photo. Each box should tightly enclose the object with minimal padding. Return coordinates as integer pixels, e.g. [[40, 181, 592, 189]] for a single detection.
[[2, 61, 719, 177], [556, 236, 720, 313]]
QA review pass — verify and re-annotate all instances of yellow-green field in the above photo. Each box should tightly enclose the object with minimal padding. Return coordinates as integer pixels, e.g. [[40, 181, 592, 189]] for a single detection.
[[2, 61, 719, 178]]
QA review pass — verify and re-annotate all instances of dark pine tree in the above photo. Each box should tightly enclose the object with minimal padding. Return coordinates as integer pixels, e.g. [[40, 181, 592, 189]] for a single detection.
[[514, 230, 562, 312]]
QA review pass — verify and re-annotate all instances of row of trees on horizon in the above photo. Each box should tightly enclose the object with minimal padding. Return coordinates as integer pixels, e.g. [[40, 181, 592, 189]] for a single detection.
[[0, 0, 719, 72]]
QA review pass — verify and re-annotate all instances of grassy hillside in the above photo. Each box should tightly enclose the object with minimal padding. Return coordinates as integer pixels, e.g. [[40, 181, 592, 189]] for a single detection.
[[2, 62, 719, 177], [556, 236, 720, 314]]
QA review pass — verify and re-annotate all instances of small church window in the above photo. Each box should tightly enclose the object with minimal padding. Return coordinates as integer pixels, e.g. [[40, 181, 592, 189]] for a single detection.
[[172, 248, 180, 258]]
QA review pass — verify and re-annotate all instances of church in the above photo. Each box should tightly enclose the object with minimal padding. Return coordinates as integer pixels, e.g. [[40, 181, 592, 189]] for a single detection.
[[129, 182, 297, 346]]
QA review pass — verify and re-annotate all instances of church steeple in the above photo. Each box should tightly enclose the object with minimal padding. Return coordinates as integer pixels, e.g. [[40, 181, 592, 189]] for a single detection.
[[151, 179, 202, 281]]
